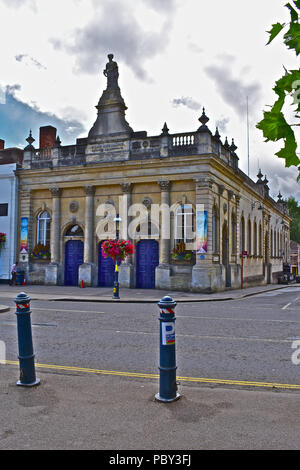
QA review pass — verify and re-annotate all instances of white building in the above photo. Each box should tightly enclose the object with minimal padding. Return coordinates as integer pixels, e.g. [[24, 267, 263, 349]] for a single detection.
[[0, 163, 18, 282]]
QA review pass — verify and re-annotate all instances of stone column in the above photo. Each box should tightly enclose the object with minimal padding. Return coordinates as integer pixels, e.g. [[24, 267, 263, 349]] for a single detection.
[[45, 187, 62, 285], [79, 185, 97, 287], [192, 176, 225, 292], [156, 180, 171, 289], [84, 185, 95, 263], [119, 182, 134, 288]]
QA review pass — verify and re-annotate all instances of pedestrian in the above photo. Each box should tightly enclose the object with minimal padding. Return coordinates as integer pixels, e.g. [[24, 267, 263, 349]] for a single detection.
[[10, 261, 17, 286]]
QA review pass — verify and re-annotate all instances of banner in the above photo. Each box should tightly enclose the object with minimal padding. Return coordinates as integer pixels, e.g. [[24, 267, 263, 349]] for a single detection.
[[20, 217, 29, 252], [196, 210, 207, 253]]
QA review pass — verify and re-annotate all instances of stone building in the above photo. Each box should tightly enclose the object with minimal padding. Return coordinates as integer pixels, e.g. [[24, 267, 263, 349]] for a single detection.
[[16, 54, 290, 292], [0, 141, 22, 282]]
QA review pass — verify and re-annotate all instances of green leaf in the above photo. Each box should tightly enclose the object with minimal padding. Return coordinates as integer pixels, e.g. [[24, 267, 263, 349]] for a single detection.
[[257, 111, 291, 141], [266, 23, 285, 44], [293, 1, 300, 10], [272, 70, 300, 111], [275, 127, 299, 167], [286, 2, 299, 22], [284, 22, 300, 54]]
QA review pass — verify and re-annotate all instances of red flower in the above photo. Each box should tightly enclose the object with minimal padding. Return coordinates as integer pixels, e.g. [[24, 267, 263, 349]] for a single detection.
[[102, 239, 135, 262]]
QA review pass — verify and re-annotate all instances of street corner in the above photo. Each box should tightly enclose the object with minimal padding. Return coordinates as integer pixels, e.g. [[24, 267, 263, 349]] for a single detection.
[[0, 305, 10, 314]]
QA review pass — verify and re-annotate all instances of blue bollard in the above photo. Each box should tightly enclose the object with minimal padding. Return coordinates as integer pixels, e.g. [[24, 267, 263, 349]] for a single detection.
[[155, 295, 180, 402], [14, 292, 40, 387]]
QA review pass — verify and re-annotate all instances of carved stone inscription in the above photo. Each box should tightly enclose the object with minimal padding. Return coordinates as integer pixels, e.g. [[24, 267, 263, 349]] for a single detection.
[[87, 141, 125, 154]]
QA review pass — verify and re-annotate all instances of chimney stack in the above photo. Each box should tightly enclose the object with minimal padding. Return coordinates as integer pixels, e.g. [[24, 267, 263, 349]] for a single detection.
[[39, 126, 57, 149], [0, 139, 4, 150]]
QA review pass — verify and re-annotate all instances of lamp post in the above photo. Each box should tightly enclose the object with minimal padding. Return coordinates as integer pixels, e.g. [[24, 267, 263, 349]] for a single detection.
[[113, 213, 122, 300]]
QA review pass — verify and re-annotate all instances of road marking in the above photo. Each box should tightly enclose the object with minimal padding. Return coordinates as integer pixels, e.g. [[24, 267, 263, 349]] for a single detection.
[[2, 360, 300, 390], [32, 307, 105, 314], [282, 302, 292, 310], [177, 315, 300, 323], [114, 329, 291, 344]]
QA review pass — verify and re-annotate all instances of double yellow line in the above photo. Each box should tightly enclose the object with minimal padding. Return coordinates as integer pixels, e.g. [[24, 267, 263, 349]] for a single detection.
[[3, 360, 300, 390]]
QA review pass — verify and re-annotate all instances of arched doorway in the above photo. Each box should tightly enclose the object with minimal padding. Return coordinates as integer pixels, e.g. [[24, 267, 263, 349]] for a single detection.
[[64, 240, 84, 286], [136, 240, 159, 288], [98, 241, 115, 287]]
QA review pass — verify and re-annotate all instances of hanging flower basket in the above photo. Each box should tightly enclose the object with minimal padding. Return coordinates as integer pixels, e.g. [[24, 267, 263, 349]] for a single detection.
[[101, 239, 135, 263], [0, 232, 6, 249]]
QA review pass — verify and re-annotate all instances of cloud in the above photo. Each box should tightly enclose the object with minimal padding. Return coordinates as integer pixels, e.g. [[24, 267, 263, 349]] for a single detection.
[[0, 86, 85, 148], [142, 0, 177, 12], [205, 63, 261, 117], [0, 0, 36, 10], [15, 54, 46, 70], [188, 42, 203, 54], [215, 117, 230, 133], [50, 0, 176, 81], [172, 96, 201, 111]]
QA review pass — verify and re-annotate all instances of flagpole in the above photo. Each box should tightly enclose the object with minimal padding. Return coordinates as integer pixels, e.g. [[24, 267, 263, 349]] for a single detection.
[[247, 96, 250, 177]]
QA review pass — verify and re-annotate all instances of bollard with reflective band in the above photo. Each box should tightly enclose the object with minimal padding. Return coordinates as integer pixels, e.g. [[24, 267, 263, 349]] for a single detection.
[[155, 295, 180, 402], [14, 292, 40, 387], [112, 263, 120, 300]]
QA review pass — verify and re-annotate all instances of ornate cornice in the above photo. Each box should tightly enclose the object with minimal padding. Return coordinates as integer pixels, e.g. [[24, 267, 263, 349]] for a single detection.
[[50, 187, 62, 197], [121, 182, 132, 194], [158, 180, 171, 191], [84, 185, 95, 196]]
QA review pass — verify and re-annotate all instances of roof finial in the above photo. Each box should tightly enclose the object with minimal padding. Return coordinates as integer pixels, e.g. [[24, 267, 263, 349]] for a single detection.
[[224, 136, 230, 149], [161, 122, 169, 135], [198, 107, 211, 133], [230, 138, 237, 153], [25, 129, 35, 149], [214, 127, 221, 142]]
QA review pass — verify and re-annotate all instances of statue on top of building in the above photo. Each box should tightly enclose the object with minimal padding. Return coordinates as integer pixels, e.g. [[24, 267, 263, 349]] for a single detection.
[[103, 54, 119, 89]]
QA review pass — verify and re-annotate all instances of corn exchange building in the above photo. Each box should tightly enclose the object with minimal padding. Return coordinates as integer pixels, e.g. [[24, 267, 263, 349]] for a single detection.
[[16, 54, 291, 292]]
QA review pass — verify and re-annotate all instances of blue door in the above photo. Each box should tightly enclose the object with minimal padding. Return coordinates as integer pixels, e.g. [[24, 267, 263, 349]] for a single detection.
[[98, 241, 115, 287], [64, 240, 84, 286], [136, 240, 159, 288]]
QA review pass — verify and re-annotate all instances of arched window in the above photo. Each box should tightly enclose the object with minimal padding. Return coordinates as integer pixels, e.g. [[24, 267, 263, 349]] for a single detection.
[[37, 211, 51, 247], [231, 212, 237, 254], [65, 224, 84, 237], [174, 204, 194, 246], [253, 221, 257, 256], [259, 223, 262, 256], [212, 205, 219, 253], [271, 229, 273, 257], [240, 216, 245, 253]]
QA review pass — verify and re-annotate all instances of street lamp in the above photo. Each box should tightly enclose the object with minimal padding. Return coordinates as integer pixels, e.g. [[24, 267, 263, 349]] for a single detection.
[[113, 213, 122, 300]]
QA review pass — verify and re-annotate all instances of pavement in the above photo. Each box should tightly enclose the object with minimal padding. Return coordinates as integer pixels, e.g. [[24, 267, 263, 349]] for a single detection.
[[2, 281, 300, 450], [0, 281, 298, 310]]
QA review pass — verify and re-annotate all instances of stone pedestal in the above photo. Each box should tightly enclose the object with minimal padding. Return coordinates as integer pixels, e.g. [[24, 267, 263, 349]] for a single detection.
[[78, 263, 97, 287], [119, 262, 134, 288], [155, 264, 171, 289], [45, 263, 62, 285]]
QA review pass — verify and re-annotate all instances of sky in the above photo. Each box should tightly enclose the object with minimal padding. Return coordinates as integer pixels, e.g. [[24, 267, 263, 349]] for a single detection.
[[0, 0, 300, 201]]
